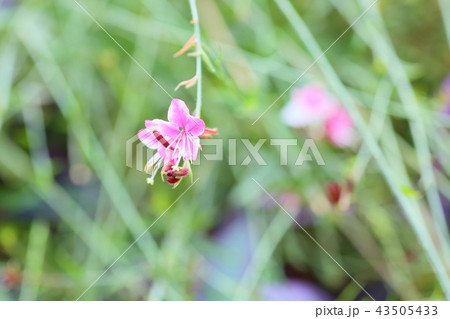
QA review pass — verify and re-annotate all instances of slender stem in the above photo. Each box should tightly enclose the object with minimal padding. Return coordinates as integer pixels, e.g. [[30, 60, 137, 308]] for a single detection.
[[189, 0, 203, 116]]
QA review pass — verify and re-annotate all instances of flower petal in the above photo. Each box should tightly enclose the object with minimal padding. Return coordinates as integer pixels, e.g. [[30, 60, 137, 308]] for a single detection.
[[185, 116, 205, 136], [158, 146, 179, 162], [145, 119, 162, 128], [156, 121, 182, 141], [183, 136, 201, 161], [139, 120, 181, 150], [168, 99, 191, 128], [144, 119, 181, 141], [325, 108, 354, 147], [280, 101, 322, 128], [289, 84, 338, 123], [138, 128, 159, 149]]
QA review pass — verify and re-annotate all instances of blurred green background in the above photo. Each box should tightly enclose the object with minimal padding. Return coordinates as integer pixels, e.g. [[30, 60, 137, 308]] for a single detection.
[[1, 0, 450, 300]]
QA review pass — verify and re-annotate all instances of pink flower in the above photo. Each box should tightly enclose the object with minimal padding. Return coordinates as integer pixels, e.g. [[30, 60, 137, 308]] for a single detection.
[[280, 84, 338, 128], [325, 108, 354, 147], [138, 99, 206, 185], [280, 83, 356, 148]]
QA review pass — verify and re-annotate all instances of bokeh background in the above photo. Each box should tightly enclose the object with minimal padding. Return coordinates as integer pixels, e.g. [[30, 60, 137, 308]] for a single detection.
[[1, 0, 450, 301]]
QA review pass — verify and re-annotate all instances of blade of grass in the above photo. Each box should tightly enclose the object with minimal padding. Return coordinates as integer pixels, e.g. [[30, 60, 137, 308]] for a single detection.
[[19, 221, 50, 301], [15, 11, 161, 262], [0, 39, 16, 130], [330, 0, 450, 265], [352, 79, 391, 180], [274, 0, 450, 297], [356, 0, 450, 269], [0, 135, 120, 262], [233, 209, 297, 300]]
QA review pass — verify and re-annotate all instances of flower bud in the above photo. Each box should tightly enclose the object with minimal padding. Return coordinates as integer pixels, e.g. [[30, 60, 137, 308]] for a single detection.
[[326, 182, 342, 205]]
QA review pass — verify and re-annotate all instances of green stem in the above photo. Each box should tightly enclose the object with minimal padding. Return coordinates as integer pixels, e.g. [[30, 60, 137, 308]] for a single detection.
[[188, 0, 203, 116], [19, 221, 50, 300]]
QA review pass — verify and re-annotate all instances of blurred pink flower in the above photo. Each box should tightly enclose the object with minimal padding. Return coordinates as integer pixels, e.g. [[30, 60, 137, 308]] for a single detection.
[[138, 99, 205, 185], [280, 84, 356, 148], [280, 84, 338, 128], [325, 108, 354, 147]]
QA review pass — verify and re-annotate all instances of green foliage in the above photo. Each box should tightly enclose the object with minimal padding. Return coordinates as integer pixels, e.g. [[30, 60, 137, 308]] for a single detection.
[[0, 0, 449, 300]]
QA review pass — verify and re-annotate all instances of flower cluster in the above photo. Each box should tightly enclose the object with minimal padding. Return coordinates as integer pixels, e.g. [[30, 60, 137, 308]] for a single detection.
[[280, 83, 355, 147], [138, 99, 215, 186]]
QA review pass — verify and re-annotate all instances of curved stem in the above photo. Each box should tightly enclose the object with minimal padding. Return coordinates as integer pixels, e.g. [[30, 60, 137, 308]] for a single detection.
[[188, 0, 203, 116]]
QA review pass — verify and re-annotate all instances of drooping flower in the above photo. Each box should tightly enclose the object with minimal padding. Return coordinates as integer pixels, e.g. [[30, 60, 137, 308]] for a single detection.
[[138, 99, 206, 185], [325, 108, 354, 147], [280, 84, 338, 128]]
